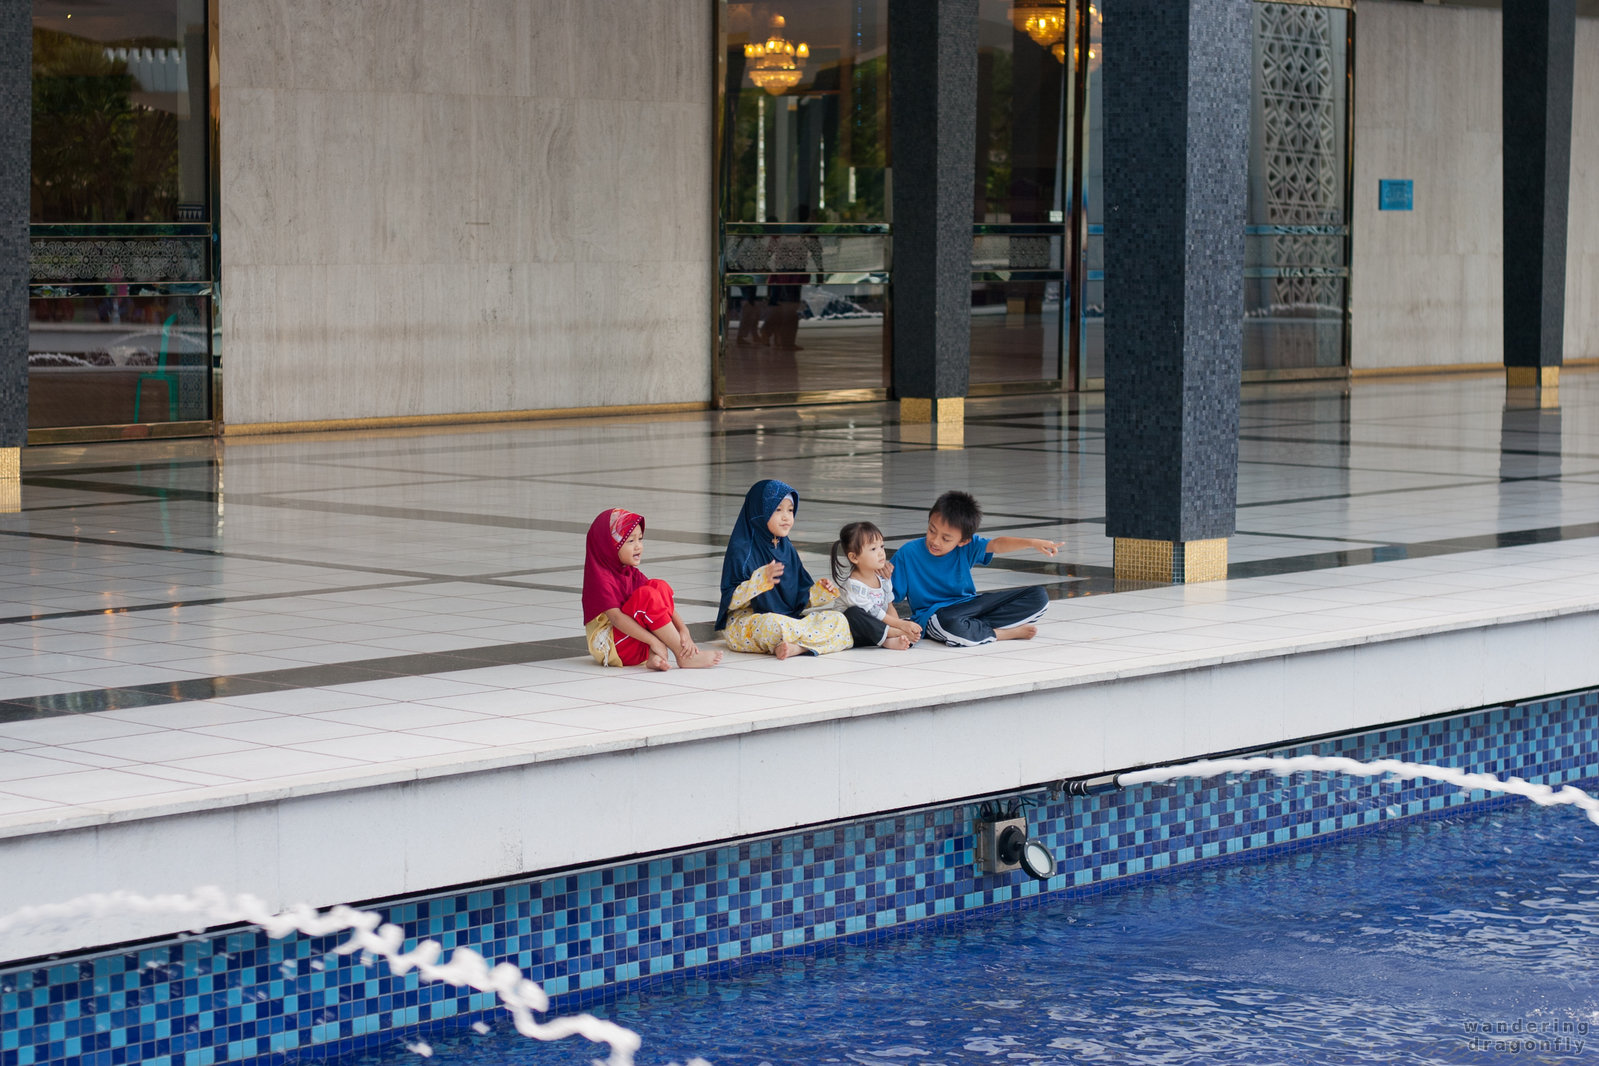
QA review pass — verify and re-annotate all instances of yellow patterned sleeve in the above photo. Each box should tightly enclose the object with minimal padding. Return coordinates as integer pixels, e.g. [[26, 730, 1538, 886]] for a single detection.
[[727, 568, 776, 611], [808, 581, 841, 610]]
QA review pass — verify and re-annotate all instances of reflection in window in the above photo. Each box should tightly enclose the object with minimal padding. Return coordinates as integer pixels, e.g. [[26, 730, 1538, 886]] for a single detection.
[[28, 1, 213, 433], [722, 2, 889, 224], [1243, 2, 1349, 373], [718, 2, 892, 401], [976, 0, 1068, 225], [970, 279, 1063, 386], [31, 0, 209, 223], [1078, 1, 1349, 385], [716, 0, 1073, 401], [721, 283, 888, 398], [28, 291, 211, 429], [971, 0, 1070, 387]]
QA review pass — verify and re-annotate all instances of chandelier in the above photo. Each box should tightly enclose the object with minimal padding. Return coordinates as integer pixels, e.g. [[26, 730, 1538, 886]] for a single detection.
[[1012, 1, 1068, 59], [745, 14, 809, 95], [1010, 1, 1100, 69]]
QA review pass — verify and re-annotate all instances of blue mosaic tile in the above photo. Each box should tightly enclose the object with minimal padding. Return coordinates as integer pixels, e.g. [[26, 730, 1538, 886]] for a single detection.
[[3, 689, 1598, 1066]]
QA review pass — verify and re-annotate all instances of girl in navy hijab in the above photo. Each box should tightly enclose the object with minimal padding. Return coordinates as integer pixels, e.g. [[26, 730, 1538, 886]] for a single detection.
[[716, 479, 852, 659]]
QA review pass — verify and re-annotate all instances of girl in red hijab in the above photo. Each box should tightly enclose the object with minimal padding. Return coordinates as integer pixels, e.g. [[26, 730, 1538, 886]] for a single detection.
[[583, 508, 721, 670]]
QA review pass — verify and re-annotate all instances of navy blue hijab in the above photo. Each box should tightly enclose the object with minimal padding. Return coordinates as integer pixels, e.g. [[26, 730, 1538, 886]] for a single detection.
[[716, 479, 814, 629]]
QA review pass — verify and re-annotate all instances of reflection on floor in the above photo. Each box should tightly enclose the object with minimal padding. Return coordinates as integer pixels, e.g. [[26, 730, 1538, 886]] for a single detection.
[[0, 372, 1596, 826], [721, 311, 1061, 397]]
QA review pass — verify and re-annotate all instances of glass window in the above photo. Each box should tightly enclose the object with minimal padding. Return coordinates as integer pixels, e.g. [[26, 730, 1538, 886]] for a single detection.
[[28, 1, 213, 433], [31, 0, 211, 224], [722, 2, 889, 225], [1078, 0, 1350, 387], [718, 1, 892, 401], [1244, 1, 1349, 374], [970, 0, 1071, 388], [1078, 0, 1105, 388]]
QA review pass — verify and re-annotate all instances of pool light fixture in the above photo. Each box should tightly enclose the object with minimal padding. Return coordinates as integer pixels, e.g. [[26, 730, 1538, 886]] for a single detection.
[[975, 814, 1058, 882]]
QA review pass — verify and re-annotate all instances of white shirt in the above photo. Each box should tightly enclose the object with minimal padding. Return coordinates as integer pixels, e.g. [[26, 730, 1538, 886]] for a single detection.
[[845, 575, 891, 620]]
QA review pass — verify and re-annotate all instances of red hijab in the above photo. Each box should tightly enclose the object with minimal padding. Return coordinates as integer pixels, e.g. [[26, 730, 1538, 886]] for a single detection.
[[582, 508, 648, 622]]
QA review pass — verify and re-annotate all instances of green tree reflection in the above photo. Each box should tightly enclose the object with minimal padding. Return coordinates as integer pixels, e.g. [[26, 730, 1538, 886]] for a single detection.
[[32, 27, 180, 223]]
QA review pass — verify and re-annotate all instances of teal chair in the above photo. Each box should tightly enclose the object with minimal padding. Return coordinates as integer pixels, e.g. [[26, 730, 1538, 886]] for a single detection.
[[133, 313, 181, 423]]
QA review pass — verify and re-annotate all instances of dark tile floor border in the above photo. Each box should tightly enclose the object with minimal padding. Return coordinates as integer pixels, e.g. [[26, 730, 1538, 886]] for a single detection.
[[5, 513, 1598, 722]]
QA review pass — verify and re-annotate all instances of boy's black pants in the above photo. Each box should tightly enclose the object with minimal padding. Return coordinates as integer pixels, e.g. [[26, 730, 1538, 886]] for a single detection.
[[925, 586, 1049, 647]]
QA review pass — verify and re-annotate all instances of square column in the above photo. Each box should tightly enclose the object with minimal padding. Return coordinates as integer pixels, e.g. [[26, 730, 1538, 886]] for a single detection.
[[889, 0, 977, 436], [1502, 0, 1575, 398], [0, 0, 27, 510], [1102, 0, 1250, 583]]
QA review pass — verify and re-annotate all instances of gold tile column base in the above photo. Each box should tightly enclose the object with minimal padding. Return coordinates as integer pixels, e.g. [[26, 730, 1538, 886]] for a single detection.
[[900, 397, 965, 449], [900, 396, 965, 425], [1506, 366, 1559, 389], [1113, 536, 1228, 583], [0, 447, 19, 514], [1506, 366, 1559, 408]]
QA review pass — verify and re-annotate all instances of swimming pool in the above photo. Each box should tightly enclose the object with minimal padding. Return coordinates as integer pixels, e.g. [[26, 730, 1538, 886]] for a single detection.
[[353, 801, 1599, 1065], [8, 693, 1596, 1066]]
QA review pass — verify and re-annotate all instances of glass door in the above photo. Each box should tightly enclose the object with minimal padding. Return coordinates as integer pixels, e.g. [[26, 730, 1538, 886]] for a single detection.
[[716, 1, 893, 405], [28, 0, 217, 440], [1074, 0, 1352, 389], [969, 0, 1074, 392], [1243, 0, 1350, 376], [714, 0, 1079, 407]]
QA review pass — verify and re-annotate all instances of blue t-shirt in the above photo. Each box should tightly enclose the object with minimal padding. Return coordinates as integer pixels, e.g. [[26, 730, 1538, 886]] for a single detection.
[[891, 534, 992, 626]]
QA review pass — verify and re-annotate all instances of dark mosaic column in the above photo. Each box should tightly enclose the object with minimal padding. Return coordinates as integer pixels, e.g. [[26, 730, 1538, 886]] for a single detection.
[[889, 0, 977, 442], [1503, 0, 1575, 397], [0, 0, 29, 506], [1102, 0, 1249, 582]]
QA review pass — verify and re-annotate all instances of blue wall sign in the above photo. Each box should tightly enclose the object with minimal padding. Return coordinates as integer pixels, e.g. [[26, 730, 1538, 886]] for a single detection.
[[1379, 180, 1414, 211]]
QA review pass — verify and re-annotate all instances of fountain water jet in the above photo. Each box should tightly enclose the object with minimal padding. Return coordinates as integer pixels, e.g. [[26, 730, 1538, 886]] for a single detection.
[[0, 886, 662, 1066], [1115, 755, 1599, 825]]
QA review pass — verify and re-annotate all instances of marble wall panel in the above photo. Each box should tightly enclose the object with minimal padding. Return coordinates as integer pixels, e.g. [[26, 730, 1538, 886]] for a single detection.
[[217, 89, 281, 269], [1350, 2, 1503, 369], [470, 96, 576, 265], [217, 0, 293, 91], [500, 261, 579, 407], [282, 0, 380, 94], [569, 99, 704, 266], [219, 0, 712, 425], [468, 262, 561, 411], [572, 0, 708, 104], [369, 0, 476, 98], [468, 0, 546, 99], [1566, 18, 1599, 358], [570, 261, 711, 407]]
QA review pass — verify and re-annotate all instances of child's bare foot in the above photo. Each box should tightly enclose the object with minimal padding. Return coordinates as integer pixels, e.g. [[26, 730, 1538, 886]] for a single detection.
[[676, 648, 723, 668], [995, 625, 1038, 641], [646, 651, 671, 671], [883, 634, 911, 651], [774, 641, 805, 660]]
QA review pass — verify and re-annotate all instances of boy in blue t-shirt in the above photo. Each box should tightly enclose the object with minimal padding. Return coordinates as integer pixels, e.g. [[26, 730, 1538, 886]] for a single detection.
[[891, 490, 1063, 647]]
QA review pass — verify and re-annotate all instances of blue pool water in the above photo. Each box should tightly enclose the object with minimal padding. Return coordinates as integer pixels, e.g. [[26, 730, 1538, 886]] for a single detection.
[[353, 803, 1599, 1066]]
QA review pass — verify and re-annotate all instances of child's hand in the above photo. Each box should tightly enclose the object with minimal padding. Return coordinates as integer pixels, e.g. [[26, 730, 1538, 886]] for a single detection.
[[877, 560, 894, 580], [1034, 539, 1063, 557], [762, 561, 785, 584], [817, 578, 839, 597], [678, 631, 698, 658], [899, 619, 922, 641]]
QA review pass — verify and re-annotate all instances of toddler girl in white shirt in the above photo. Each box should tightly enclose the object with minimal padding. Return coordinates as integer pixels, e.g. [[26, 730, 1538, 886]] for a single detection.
[[828, 521, 923, 651]]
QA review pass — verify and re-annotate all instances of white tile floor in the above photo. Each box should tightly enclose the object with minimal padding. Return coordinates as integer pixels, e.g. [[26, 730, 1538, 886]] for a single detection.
[[1, 373, 1597, 835]]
